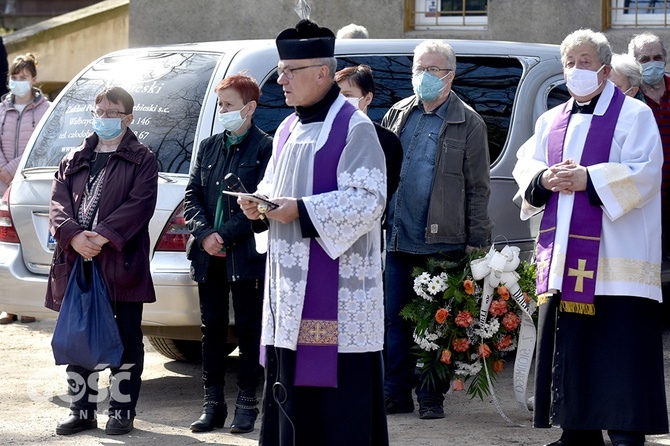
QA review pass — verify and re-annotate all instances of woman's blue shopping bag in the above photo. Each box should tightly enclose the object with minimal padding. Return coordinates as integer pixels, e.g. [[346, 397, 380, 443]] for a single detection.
[[51, 256, 123, 370]]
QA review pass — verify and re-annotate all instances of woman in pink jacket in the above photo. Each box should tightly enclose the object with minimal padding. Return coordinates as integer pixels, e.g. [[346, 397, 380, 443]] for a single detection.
[[0, 53, 50, 324]]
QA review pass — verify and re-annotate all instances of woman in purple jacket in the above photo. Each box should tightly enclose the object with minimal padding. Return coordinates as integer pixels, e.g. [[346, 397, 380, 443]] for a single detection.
[[46, 86, 158, 436]]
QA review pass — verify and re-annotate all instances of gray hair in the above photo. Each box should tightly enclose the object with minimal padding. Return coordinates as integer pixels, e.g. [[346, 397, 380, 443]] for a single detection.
[[610, 53, 642, 88], [628, 32, 668, 59], [560, 29, 612, 67], [413, 40, 457, 72], [316, 57, 338, 80], [336, 23, 369, 39]]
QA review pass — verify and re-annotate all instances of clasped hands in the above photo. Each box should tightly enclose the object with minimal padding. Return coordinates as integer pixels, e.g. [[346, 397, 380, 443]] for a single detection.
[[540, 159, 588, 194], [71, 230, 108, 260]]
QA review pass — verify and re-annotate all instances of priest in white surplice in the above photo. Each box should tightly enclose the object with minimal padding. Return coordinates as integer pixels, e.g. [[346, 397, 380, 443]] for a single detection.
[[238, 20, 388, 446], [513, 29, 668, 446]]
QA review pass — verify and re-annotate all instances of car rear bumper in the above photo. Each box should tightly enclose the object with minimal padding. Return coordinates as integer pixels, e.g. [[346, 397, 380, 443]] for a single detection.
[[0, 244, 201, 338]]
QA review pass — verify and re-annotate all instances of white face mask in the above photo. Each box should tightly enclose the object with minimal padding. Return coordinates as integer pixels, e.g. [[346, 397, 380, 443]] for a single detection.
[[217, 103, 248, 132], [565, 65, 605, 97], [346, 96, 363, 110]]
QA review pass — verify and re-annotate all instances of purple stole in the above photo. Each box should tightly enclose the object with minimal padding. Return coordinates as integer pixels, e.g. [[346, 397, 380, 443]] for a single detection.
[[536, 88, 624, 315], [276, 101, 356, 387]]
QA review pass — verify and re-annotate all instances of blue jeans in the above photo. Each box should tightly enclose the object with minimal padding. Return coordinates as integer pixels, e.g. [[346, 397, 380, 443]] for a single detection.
[[384, 252, 451, 403]]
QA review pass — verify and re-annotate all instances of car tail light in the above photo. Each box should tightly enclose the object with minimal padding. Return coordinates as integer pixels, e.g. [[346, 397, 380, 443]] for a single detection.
[[0, 186, 19, 243], [155, 201, 189, 251]]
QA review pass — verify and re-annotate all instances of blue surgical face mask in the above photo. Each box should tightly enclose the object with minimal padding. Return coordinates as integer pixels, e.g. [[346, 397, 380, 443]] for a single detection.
[[641, 60, 666, 86], [412, 72, 448, 102], [9, 80, 31, 98], [92, 117, 123, 140]]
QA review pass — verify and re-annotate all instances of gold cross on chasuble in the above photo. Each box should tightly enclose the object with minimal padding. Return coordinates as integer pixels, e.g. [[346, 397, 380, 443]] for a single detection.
[[297, 319, 338, 345], [567, 258, 594, 293]]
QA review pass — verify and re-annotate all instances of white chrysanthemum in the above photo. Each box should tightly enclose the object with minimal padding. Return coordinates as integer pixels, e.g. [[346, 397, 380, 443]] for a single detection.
[[416, 272, 431, 284], [470, 318, 501, 340], [454, 360, 483, 377], [413, 330, 440, 351], [413, 273, 434, 301]]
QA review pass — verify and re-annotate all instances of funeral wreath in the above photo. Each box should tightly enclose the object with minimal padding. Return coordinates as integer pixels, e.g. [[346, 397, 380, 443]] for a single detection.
[[400, 245, 538, 400]]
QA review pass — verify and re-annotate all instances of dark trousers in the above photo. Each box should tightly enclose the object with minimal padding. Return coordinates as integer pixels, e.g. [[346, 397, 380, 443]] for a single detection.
[[67, 301, 144, 420], [259, 346, 389, 446], [384, 251, 458, 401], [198, 256, 263, 390]]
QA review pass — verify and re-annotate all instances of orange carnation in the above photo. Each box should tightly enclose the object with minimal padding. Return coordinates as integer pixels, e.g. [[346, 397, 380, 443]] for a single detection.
[[502, 312, 520, 331], [439, 349, 452, 364], [493, 360, 504, 373], [478, 343, 491, 358], [452, 379, 464, 391], [435, 308, 449, 324], [452, 337, 470, 352], [455, 310, 474, 328], [497, 285, 510, 300], [489, 299, 508, 316], [463, 279, 475, 295], [495, 335, 513, 350]]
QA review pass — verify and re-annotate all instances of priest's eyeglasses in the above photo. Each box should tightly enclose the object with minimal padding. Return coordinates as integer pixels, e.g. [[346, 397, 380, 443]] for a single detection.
[[91, 109, 129, 119], [277, 64, 323, 79], [412, 66, 451, 76]]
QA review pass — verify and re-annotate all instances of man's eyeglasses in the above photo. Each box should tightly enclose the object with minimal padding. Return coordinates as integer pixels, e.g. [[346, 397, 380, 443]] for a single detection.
[[412, 66, 452, 76], [277, 64, 323, 80], [91, 109, 129, 119]]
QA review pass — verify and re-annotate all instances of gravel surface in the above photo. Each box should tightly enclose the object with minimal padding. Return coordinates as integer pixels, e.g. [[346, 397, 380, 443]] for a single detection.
[[2, 318, 670, 445]]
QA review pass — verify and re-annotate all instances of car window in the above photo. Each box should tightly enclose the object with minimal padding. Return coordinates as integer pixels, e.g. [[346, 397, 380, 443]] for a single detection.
[[256, 55, 522, 165], [25, 52, 220, 174], [547, 83, 571, 110]]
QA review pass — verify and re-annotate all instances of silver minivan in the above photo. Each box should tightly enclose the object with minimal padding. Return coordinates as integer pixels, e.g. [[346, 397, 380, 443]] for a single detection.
[[0, 38, 603, 361]]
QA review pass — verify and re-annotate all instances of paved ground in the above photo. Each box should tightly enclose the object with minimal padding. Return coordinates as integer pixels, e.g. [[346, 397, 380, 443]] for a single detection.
[[2, 318, 670, 445]]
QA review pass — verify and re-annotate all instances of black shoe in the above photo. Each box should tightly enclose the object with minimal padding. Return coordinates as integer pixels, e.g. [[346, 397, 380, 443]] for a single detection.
[[105, 416, 134, 435], [190, 385, 227, 432], [418, 398, 445, 419], [545, 430, 605, 446], [385, 396, 414, 414], [230, 387, 259, 434], [56, 414, 97, 435]]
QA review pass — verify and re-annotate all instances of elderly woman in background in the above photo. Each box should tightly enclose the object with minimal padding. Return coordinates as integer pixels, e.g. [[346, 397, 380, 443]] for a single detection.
[[609, 53, 646, 101], [47, 86, 158, 436]]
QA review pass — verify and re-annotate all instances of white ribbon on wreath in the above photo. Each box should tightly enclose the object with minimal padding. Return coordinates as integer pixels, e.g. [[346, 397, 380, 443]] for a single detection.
[[470, 245, 537, 420]]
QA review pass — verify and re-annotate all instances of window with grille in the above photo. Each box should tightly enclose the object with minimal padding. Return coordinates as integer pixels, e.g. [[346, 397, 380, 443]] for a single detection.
[[610, 0, 670, 27], [408, 0, 488, 30]]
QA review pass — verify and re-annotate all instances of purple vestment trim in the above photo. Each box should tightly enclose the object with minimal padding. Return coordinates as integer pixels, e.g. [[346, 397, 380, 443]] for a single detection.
[[275, 114, 298, 167], [290, 101, 356, 387], [536, 88, 624, 311]]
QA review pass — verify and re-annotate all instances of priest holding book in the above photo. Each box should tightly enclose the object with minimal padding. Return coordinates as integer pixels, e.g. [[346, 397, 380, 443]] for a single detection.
[[238, 19, 388, 446]]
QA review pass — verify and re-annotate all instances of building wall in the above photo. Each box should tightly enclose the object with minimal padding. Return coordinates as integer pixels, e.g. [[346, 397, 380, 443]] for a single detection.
[[129, 0, 403, 46], [129, 0, 670, 55], [3, 0, 128, 95]]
